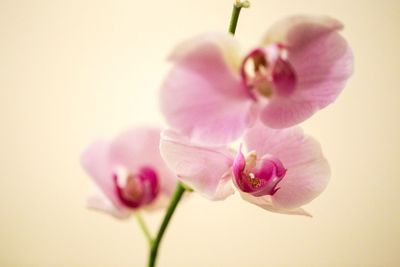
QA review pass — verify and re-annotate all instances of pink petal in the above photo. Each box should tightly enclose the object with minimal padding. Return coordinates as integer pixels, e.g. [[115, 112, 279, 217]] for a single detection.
[[261, 100, 318, 129], [160, 33, 257, 146], [87, 183, 131, 219], [262, 15, 344, 47], [80, 139, 126, 209], [159, 130, 235, 200], [243, 123, 330, 210], [239, 192, 311, 216], [261, 15, 353, 128], [109, 127, 176, 196], [232, 144, 246, 184]]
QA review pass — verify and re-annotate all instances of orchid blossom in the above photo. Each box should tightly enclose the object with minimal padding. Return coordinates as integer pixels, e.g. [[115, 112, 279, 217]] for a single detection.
[[160, 123, 330, 215], [160, 15, 353, 146], [81, 127, 177, 218]]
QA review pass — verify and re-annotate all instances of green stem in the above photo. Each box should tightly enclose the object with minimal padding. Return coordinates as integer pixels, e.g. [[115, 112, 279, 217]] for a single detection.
[[228, 1, 250, 35], [147, 182, 186, 267], [135, 212, 153, 247]]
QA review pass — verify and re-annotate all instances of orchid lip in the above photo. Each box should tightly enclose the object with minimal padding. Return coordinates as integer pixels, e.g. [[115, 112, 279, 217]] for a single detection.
[[233, 149, 286, 197], [240, 48, 269, 100], [113, 166, 159, 209], [240, 45, 297, 99]]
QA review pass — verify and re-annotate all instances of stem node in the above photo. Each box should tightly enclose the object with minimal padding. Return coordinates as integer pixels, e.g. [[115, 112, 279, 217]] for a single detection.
[[235, 0, 251, 8]]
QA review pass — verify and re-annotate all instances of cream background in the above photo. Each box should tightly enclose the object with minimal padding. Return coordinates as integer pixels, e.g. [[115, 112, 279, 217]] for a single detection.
[[0, 0, 399, 266]]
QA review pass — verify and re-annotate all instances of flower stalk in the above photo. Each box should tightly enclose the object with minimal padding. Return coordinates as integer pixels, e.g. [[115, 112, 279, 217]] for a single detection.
[[229, 1, 250, 34], [135, 212, 153, 247], [147, 182, 187, 267]]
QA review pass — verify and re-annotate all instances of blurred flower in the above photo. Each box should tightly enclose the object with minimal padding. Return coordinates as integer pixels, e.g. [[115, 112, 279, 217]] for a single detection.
[[160, 123, 330, 215], [81, 127, 177, 219], [160, 15, 353, 146]]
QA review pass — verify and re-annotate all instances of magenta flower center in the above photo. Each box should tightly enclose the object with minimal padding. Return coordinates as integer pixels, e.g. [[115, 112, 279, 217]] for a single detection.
[[113, 166, 159, 209], [240, 44, 297, 99], [232, 150, 286, 197]]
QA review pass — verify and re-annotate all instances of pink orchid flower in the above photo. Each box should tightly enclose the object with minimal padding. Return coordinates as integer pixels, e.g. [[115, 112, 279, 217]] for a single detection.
[[160, 15, 353, 146], [81, 127, 177, 219], [160, 123, 330, 215]]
